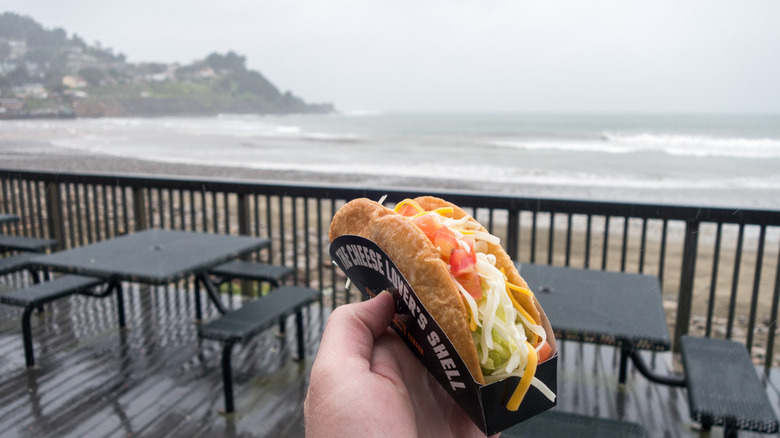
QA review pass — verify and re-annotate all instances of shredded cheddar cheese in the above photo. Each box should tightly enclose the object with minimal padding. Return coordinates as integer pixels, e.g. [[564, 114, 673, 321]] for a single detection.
[[412, 206, 454, 218], [507, 282, 536, 299], [394, 198, 425, 214], [505, 286, 538, 326], [506, 342, 538, 411]]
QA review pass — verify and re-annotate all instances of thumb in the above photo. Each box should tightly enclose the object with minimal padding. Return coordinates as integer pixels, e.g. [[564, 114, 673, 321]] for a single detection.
[[319, 291, 396, 362]]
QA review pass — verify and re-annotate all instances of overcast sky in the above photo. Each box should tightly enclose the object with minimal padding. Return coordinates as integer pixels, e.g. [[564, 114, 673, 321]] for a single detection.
[[4, 0, 779, 113]]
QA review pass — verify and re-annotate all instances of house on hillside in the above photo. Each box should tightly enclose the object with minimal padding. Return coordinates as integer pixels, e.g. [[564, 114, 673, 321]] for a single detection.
[[0, 98, 24, 116]]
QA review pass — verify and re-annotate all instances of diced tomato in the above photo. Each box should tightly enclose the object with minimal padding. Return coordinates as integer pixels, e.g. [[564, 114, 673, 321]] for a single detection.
[[432, 227, 458, 260], [536, 341, 553, 363], [397, 204, 419, 217], [456, 271, 482, 300], [412, 214, 441, 241], [449, 248, 476, 277], [461, 237, 476, 255]]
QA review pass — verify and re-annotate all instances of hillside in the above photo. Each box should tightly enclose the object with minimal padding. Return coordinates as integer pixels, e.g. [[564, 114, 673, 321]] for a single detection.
[[0, 12, 335, 118]]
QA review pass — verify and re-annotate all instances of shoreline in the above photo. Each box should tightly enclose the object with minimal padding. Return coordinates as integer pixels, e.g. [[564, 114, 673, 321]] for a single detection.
[[2, 132, 778, 364], [3, 140, 779, 210]]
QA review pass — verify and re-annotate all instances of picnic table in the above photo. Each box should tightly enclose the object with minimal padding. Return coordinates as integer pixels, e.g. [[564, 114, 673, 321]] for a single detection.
[[517, 263, 778, 436], [516, 263, 684, 386], [30, 229, 271, 327]]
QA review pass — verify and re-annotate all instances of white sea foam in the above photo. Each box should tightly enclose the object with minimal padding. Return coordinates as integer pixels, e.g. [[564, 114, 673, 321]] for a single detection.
[[491, 139, 631, 154], [6, 113, 780, 208], [604, 132, 780, 159], [493, 132, 780, 159]]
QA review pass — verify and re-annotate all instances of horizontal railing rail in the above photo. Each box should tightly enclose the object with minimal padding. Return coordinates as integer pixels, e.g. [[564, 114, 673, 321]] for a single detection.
[[2, 168, 779, 371]]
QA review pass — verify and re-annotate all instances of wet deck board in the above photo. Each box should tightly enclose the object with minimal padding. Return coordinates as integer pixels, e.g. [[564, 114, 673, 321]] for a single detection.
[[1, 279, 778, 437]]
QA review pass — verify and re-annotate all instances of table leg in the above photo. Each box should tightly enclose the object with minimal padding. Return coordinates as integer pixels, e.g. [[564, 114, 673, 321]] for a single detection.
[[221, 342, 236, 414], [196, 273, 227, 315], [619, 344, 631, 384], [627, 349, 686, 387], [22, 307, 35, 368], [194, 280, 202, 321], [114, 282, 126, 329], [295, 309, 305, 361]]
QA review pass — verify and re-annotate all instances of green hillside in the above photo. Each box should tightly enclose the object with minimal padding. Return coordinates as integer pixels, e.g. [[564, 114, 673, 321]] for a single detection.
[[0, 12, 334, 118]]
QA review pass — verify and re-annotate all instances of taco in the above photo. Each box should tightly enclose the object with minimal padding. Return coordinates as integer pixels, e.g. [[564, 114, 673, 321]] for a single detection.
[[329, 196, 554, 409]]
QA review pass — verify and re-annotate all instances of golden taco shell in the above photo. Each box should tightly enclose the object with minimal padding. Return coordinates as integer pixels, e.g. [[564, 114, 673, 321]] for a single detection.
[[329, 197, 485, 383]]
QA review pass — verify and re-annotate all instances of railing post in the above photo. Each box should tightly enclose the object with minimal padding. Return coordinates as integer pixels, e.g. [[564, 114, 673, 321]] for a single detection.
[[133, 187, 147, 231], [237, 193, 253, 296], [507, 209, 520, 260], [237, 193, 251, 236], [673, 217, 700, 352], [44, 182, 65, 250]]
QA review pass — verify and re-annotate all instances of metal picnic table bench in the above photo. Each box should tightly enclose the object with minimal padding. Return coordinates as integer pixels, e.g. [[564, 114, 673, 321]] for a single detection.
[[0, 230, 59, 282], [198, 285, 319, 414], [1, 229, 271, 369], [680, 335, 778, 437], [0, 235, 59, 253], [503, 410, 649, 438], [17, 228, 320, 414], [517, 263, 778, 437], [0, 274, 108, 367]]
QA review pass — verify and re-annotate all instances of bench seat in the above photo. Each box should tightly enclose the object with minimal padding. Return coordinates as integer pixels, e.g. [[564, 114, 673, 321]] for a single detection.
[[0, 235, 58, 253], [680, 336, 779, 436], [0, 252, 37, 277], [1, 274, 106, 367], [502, 410, 649, 438], [198, 285, 319, 414], [208, 260, 295, 287]]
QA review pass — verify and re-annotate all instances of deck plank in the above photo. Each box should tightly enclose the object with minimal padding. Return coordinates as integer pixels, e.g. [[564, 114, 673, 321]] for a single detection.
[[1, 281, 778, 438]]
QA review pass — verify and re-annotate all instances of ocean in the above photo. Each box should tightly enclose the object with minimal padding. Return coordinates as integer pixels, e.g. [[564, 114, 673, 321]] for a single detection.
[[3, 112, 780, 209]]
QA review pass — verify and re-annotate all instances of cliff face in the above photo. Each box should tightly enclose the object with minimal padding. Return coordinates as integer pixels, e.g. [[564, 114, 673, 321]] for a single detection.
[[0, 12, 336, 118]]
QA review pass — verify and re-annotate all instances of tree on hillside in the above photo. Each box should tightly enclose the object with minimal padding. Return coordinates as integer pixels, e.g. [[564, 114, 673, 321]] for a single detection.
[[1, 65, 30, 87], [0, 12, 43, 39], [205, 51, 282, 101], [206, 52, 246, 73], [0, 41, 10, 60], [79, 67, 105, 86]]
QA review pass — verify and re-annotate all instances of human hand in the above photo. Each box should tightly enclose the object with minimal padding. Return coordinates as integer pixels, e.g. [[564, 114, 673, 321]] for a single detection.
[[304, 291, 495, 437]]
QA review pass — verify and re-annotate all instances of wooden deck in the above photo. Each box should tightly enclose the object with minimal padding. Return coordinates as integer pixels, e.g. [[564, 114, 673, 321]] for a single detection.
[[1, 275, 779, 438]]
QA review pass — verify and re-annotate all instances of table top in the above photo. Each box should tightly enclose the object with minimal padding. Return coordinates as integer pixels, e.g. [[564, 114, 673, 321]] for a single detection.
[[31, 229, 271, 285], [517, 263, 670, 352], [0, 213, 20, 225]]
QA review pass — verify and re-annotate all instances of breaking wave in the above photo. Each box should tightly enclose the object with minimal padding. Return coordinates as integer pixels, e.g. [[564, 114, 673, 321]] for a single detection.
[[492, 132, 780, 159]]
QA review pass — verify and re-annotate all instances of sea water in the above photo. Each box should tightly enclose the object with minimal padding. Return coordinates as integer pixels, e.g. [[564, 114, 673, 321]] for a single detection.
[[3, 112, 780, 209]]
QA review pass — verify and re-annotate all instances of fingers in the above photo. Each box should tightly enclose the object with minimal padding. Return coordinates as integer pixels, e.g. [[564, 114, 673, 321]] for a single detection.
[[305, 292, 397, 433], [317, 291, 396, 364]]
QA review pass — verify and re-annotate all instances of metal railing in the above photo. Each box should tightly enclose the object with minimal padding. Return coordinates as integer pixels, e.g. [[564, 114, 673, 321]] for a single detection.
[[2, 168, 780, 370]]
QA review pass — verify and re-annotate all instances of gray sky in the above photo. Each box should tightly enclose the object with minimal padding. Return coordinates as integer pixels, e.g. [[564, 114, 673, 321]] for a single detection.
[[4, 0, 779, 113]]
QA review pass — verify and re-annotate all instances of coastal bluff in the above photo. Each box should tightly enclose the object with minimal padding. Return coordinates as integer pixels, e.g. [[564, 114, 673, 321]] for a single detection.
[[0, 12, 335, 118]]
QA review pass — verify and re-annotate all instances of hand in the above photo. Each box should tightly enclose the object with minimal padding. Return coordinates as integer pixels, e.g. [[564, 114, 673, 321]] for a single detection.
[[304, 291, 494, 437]]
